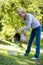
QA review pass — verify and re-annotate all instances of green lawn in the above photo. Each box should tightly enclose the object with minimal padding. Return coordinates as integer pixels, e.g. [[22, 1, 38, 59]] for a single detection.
[[0, 52, 43, 65], [0, 40, 43, 65]]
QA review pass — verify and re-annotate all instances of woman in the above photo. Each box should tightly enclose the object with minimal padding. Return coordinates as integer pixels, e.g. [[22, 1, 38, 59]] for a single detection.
[[16, 8, 42, 60]]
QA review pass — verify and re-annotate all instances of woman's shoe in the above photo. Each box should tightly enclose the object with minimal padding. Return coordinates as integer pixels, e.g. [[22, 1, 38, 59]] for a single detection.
[[30, 57, 37, 60]]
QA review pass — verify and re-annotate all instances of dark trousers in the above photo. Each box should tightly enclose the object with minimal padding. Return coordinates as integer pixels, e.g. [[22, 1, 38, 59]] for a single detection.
[[26, 26, 42, 58]]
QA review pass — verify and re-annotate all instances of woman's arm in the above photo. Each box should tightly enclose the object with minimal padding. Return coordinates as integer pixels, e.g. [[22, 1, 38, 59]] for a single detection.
[[20, 15, 32, 32]]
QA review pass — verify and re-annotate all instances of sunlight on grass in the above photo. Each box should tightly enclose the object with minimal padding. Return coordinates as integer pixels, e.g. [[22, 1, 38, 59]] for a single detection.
[[0, 46, 43, 65], [0, 43, 43, 55], [0, 40, 43, 65], [0, 50, 8, 55]]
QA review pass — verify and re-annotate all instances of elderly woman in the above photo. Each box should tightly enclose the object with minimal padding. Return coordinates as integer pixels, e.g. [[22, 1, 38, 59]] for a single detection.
[[16, 8, 42, 60]]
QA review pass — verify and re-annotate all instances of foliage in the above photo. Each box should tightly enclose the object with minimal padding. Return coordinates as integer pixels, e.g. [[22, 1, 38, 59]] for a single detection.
[[0, 0, 43, 43]]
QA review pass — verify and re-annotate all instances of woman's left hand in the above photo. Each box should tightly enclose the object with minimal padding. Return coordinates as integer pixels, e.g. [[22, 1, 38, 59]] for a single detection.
[[24, 32, 26, 36]]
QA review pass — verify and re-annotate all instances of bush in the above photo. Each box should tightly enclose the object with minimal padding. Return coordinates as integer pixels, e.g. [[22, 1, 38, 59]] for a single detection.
[[0, 0, 43, 43]]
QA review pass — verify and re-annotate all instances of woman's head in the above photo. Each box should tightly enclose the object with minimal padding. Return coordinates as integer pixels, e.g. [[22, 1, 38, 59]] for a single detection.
[[16, 8, 26, 18]]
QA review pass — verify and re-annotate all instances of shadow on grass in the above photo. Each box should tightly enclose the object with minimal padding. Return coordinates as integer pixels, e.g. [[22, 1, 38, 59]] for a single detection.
[[0, 40, 43, 65], [0, 52, 43, 65], [0, 40, 11, 45]]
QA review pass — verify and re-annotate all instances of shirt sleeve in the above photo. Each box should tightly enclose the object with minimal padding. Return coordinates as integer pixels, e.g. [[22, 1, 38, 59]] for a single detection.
[[20, 15, 32, 32]]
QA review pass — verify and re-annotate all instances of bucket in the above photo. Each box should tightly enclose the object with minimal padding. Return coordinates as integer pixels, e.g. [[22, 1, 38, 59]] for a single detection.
[[14, 33, 26, 43]]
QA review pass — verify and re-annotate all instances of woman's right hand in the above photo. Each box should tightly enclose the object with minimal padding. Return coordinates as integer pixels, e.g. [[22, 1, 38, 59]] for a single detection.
[[16, 29, 20, 33]]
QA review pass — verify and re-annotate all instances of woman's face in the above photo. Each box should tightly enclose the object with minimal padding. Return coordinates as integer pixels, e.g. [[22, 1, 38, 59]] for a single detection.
[[19, 12, 25, 18]]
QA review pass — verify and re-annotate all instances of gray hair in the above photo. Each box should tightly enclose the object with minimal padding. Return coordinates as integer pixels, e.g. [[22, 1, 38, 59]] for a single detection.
[[16, 8, 25, 14]]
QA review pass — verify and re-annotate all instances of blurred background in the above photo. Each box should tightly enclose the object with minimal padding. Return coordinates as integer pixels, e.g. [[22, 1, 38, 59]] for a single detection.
[[0, 1, 43, 65], [0, 0, 43, 45]]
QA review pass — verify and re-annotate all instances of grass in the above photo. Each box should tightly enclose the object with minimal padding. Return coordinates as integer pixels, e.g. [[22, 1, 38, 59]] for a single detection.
[[0, 40, 43, 65], [0, 50, 43, 65], [41, 32, 43, 35], [32, 45, 43, 50]]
